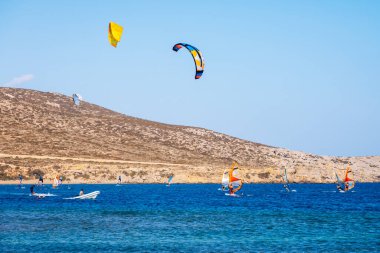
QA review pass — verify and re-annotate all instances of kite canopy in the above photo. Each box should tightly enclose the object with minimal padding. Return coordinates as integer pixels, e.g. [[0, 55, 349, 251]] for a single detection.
[[108, 22, 123, 47], [173, 43, 205, 79], [72, 93, 82, 106]]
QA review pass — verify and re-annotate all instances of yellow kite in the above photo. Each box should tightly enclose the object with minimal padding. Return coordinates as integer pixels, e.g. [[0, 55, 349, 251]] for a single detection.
[[108, 22, 123, 47]]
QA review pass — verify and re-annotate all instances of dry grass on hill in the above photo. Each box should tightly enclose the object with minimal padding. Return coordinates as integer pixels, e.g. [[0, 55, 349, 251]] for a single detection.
[[0, 88, 379, 183]]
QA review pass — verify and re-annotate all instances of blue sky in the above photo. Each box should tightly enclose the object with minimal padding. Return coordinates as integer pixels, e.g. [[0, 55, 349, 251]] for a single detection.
[[0, 0, 379, 156]]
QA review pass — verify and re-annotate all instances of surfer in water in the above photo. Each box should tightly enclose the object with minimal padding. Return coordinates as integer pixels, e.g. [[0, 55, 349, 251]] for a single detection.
[[30, 185, 45, 199], [38, 175, 44, 186], [79, 189, 84, 196], [19, 174, 23, 186]]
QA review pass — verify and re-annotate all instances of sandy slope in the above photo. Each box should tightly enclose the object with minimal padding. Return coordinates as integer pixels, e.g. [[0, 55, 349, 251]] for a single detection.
[[0, 88, 379, 184], [0, 153, 187, 166]]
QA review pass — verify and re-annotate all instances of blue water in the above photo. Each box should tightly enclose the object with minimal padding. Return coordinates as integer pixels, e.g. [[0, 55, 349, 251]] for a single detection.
[[0, 184, 379, 252]]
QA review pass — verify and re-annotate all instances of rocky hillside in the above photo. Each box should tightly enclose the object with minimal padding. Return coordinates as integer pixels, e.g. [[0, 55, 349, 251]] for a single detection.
[[0, 88, 379, 184]]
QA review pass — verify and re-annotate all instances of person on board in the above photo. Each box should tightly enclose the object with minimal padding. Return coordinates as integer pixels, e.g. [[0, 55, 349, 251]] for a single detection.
[[58, 176, 63, 185], [336, 184, 343, 192], [38, 175, 44, 186], [79, 189, 84, 196], [30, 185, 35, 195], [229, 182, 243, 195], [19, 174, 23, 185], [228, 183, 234, 195], [118, 176, 122, 184], [344, 182, 349, 192]]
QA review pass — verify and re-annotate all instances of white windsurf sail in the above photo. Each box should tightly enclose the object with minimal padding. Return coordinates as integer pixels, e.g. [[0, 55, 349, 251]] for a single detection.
[[53, 177, 59, 188], [283, 167, 290, 192], [334, 170, 345, 191], [167, 175, 173, 185], [221, 169, 229, 191], [335, 171, 343, 185], [283, 168, 289, 184]]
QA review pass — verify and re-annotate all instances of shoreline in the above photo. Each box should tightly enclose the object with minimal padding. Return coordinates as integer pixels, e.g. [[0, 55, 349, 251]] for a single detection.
[[1, 182, 378, 185]]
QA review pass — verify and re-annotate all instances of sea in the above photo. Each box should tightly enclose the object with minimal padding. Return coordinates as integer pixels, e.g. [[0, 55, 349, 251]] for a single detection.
[[0, 183, 379, 252]]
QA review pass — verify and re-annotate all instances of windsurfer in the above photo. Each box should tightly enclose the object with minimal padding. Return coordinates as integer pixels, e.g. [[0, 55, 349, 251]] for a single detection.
[[283, 184, 290, 192], [228, 183, 234, 195], [228, 182, 242, 195], [344, 167, 353, 192], [344, 182, 349, 192], [19, 174, 23, 185], [118, 176, 122, 184], [79, 189, 84, 196], [223, 162, 243, 196]]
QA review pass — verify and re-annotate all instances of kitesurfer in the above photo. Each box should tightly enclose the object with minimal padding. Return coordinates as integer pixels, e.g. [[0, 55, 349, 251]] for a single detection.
[[38, 175, 44, 186], [30, 185, 35, 195]]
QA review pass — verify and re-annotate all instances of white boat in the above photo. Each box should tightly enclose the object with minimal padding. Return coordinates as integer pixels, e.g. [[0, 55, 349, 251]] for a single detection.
[[64, 191, 100, 200]]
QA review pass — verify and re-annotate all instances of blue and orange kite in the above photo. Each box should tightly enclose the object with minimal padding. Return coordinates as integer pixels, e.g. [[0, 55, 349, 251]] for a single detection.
[[173, 43, 205, 79]]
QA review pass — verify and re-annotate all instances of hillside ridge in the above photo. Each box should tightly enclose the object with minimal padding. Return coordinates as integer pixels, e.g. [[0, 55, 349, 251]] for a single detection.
[[0, 87, 379, 184]]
